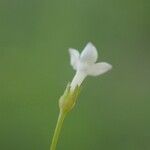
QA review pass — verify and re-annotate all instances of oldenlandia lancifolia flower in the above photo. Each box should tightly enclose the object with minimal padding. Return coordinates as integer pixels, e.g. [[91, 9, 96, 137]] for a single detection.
[[69, 42, 112, 91], [59, 42, 112, 113], [51, 42, 112, 150]]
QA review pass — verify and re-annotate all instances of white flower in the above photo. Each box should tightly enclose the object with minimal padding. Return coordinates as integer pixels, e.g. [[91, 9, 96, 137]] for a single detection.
[[69, 42, 112, 91]]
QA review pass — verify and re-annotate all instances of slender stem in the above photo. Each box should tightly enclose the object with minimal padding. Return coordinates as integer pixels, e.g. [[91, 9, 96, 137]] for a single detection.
[[50, 111, 66, 150]]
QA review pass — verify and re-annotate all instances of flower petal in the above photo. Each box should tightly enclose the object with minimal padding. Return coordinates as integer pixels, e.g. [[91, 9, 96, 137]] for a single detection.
[[80, 42, 98, 63], [87, 62, 112, 76], [69, 48, 80, 70]]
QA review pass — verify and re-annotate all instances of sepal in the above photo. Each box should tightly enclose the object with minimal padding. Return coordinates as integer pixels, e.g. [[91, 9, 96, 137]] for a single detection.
[[59, 83, 80, 114]]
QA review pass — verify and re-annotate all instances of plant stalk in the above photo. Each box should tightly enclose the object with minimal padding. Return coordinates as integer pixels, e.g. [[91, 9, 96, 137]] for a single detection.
[[50, 111, 66, 150]]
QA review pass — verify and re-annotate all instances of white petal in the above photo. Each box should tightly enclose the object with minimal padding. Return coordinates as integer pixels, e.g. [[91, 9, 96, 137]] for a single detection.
[[70, 71, 87, 91], [87, 62, 112, 76], [80, 42, 98, 63], [69, 48, 80, 70]]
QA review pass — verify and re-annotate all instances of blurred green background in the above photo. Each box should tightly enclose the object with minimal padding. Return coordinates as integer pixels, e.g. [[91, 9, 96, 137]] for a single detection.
[[0, 0, 150, 150]]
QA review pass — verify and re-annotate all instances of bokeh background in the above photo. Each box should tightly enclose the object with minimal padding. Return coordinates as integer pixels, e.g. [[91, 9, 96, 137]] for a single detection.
[[0, 0, 150, 150]]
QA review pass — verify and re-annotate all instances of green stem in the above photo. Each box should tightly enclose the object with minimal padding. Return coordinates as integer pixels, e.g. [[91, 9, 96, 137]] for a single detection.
[[50, 111, 66, 150]]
